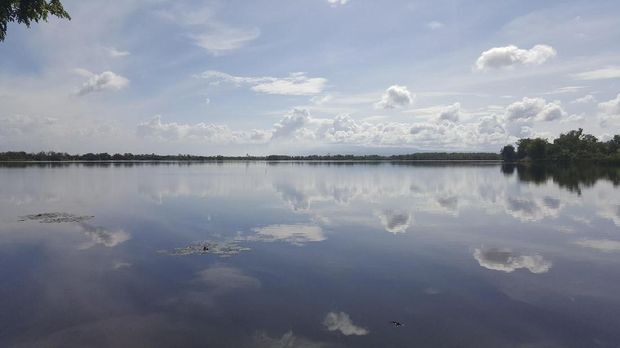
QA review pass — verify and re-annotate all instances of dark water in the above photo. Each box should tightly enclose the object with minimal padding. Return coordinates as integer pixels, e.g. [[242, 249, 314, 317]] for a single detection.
[[1, 162, 619, 348]]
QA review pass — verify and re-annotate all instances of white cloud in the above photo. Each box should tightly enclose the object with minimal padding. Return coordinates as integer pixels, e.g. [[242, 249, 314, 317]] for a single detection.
[[598, 93, 620, 116], [107, 47, 130, 58], [573, 239, 620, 252], [598, 94, 620, 126], [475, 44, 556, 70], [505, 97, 567, 122], [201, 71, 327, 96], [437, 103, 461, 123], [473, 248, 552, 273], [571, 94, 596, 104], [427, 21, 444, 30], [76, 69, 129, 96], [192, 26, 260, 55], [327, 0, 349, 6], [0, 114, 58, 137], [323, 312, 368, 336], [374, 85, 414, 109], [377, 210, 411, 234], [573, 67, 620, 80], [247, 224, 326, 246], [136, 115, 250, 143], [272, 108, 311, 139]]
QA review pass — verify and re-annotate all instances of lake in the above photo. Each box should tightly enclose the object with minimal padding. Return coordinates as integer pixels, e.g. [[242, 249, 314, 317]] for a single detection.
[[1, 162, 619, 347]]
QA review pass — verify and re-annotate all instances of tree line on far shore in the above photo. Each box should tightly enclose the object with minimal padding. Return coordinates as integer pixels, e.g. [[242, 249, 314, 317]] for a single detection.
[[500, 129, 620, 163], [0, 151, 501, 162]]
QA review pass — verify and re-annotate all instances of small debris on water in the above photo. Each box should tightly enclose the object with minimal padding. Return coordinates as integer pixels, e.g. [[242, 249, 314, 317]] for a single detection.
[[19, 212, 94, 223], [160, 241, 250, 258], [390, 321, 404, 327]]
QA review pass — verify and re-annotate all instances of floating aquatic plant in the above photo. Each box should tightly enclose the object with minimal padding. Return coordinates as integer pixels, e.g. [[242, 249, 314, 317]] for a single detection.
[[161, 241, 250, 258], [19, 212, 94, 223]]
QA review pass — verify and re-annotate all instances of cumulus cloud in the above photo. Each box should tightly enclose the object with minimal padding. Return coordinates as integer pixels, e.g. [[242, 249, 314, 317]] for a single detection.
[[136, 115, 259, 143], [473, 248, 552, 273], [377, 210, 411, 234], [571, 94, 596, 104], [505, 97, 566, 122], [573, 67, 620, 80], [76, 69, 129, 95], [475, 44, 556, 70], [201, 71, 326, 96], [437, 103, 461, 122], [323, 312, 368, 336], [598, 93, 620, 116], [132, 102, 524, 150], [327, 0, 349, 6], [272, 108, 311, 139], [192, 26, 260, 55], [245, 224, 326, 246], [374, 85, 414, 109], [477, 115, 505, 135], [598, 94, 620, 126], [573, 239, 620, 252]]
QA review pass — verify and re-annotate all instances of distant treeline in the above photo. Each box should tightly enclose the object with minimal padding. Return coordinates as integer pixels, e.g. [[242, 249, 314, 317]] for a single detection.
[[0, 151, 500, 162], [501, 129, 620, 163]]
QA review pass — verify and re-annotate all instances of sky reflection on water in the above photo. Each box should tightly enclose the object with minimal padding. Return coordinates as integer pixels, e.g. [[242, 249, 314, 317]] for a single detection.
[[0, 162, 619, 347]]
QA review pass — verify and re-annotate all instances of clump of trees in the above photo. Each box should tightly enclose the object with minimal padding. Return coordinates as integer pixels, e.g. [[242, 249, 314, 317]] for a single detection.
[[500, 129, 620, 162], [1, 0, 70, 42]]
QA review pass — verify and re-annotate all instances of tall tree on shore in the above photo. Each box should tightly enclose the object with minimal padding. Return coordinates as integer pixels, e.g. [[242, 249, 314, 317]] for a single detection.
[[1, 0, 70, 42], [500, 145, 516, 162]]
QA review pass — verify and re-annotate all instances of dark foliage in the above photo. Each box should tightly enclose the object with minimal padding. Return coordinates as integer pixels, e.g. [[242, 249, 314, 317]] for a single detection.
[[502, 128, 620, 163], [0, 151, 500, 162], [1, 0, 70, 41], [502, 163, 620, 195]]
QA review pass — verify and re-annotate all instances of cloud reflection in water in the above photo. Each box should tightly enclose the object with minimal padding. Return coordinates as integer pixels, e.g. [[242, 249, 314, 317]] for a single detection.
[[474, 248, 552, 274]]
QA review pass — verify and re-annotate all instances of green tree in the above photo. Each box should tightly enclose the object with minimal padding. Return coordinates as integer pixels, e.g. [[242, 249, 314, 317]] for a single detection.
[[516, 138, 532, 159], [500, 145, 516, 162], [1, 0, 70, 42], [527, 138, 548, 160]]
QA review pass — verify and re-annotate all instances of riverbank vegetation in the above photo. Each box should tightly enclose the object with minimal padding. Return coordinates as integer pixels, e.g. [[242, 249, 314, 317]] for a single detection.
[[501, 129, 620, 163], [0, 151, 501, 162]]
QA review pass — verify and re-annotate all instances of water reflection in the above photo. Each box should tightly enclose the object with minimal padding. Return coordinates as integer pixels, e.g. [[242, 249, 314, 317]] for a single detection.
[[473, 248, 552, 273], [1, 162, 620, 347], [502, 163, 620, 195], [77, 223, 131, 249], [377, 210, 412, 234], [243, 224, 326, 245], [323, 312, 369, 336]]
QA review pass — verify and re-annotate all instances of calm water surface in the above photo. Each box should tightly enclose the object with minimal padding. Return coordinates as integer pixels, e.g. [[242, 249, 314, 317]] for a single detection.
[[1, 162, 619, 347]]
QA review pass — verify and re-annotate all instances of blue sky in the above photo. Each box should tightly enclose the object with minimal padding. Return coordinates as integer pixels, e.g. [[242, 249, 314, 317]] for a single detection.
[[1, 0, 619, 155]]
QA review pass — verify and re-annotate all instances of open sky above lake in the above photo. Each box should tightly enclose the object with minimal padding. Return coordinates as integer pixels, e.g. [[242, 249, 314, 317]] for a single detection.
[[1, 0, 620, 155]]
